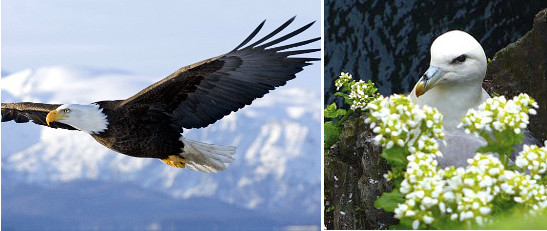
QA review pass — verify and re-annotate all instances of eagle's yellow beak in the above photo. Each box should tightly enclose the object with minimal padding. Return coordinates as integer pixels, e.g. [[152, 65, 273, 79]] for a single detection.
[[46, 110, 67, 126]]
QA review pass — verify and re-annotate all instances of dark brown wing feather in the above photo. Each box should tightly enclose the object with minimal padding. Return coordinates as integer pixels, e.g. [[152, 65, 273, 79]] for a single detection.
[[1, 102, 77, 130], [118, 17, 319, 129]]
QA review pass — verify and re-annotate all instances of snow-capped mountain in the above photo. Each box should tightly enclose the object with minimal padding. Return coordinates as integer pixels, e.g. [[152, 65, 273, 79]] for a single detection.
[[1, 66, 321, 228]]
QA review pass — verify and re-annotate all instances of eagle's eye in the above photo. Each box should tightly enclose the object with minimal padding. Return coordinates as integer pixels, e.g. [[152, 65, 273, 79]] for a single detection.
[[452, 54, 467, 63], [63, 109, 71, 113]]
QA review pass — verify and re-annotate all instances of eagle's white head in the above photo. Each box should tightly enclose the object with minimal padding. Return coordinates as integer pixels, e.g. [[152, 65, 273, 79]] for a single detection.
[[46, 104, 109, 134]]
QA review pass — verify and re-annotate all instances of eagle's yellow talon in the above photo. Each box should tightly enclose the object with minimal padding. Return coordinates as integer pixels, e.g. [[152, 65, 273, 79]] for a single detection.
[[161, 155, 186, 168]]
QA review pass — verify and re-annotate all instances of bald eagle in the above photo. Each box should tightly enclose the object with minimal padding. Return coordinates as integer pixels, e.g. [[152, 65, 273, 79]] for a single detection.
[[1, 17, 319, 173]]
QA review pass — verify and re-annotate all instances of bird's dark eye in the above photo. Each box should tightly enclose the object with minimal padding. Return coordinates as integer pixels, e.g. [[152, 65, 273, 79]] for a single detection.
[[63, 109, 71, 113], [453, 55, 467, 63]]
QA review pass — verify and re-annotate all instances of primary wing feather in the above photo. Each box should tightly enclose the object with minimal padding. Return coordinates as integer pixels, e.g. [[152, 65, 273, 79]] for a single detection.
[[1, 102, 77, 130], [119, 17, 319, 129]]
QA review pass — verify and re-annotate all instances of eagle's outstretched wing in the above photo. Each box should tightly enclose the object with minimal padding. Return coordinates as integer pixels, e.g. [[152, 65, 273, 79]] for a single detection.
[[118, 17, 319, 129], [1, 102, 77, 130]]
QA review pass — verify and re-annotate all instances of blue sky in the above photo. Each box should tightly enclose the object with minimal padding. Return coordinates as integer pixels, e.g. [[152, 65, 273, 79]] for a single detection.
[[2, 0, 320, 90]]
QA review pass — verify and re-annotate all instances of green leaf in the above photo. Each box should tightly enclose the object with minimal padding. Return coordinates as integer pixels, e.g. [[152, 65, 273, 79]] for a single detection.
[[334, 92, 351, 101], [325, 103, 347, 122], [476, 142, 512, 156], [390, 218, 413, 230], [325, 121, 341, 148], [380, 146, 409, 167], [335, 108, 347, 116], [334, 92, 353, 105], [340, 80, 354, 92], [476, 129, 524, 167], [324, 103, 338, 118], [374, 189, 405, 212], [391, 174, 403, 189]]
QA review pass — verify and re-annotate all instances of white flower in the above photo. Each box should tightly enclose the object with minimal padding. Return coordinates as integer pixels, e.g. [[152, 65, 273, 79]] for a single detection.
[[412, 220, 420, 229], [405, 210, 416, 217], [443, 191, 455, 201], [386, 140, 394, 149], [422, 197, 436, 208], [515, 158, 528, 168], [415, 190, 425, 199], [475, 216, 484, 225], [439, 202, 446, 213], [423, 215, 434, 224], [479, 207, 491, 215]]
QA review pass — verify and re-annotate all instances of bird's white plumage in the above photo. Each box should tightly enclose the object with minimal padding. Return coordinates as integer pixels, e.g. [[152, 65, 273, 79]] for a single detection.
[[410, 30, 490, 167], [55, 104, 109, 134], [411, 30, 490, 130]]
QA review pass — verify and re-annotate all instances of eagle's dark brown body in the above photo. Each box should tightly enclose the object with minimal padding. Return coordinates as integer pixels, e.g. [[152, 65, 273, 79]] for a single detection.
[[91, 101, 184, 159]]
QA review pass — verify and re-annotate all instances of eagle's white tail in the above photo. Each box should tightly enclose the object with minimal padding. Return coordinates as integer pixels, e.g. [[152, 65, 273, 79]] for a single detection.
[[180, 138, 236, 173]]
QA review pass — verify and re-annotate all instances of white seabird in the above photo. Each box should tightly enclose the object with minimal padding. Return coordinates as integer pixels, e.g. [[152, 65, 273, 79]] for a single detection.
[[410, 30, 492, 167], [410, 30, 538, 167]]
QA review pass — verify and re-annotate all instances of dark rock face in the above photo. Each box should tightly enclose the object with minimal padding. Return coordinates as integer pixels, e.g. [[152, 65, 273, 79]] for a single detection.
[[484, 8, 547, 143], [324, 115, 395, 230], [325, 0, 547, 105], [324, 8, 547, 230]]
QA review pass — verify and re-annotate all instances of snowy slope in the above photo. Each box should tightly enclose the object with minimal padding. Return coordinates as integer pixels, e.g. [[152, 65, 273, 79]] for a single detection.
[[1, 66, 321, 219]]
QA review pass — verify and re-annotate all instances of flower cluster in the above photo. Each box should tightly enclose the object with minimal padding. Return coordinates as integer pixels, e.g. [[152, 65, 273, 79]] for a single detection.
[[441, 154, 505, 225], [365, 95, 446, 229], [459, 93, 539, 166], [325, 72, 381, 148], [365, 95, 444, 154], [395, 152, 444, 229], [333, 72, 380, 110], [500, 170, 547, 211], [394, 150, 547, 229], [515, 142, 547, 180], [335, 72, 352, 90], [460, 94, 538, 136], [348, 80, 378, 110], [366, 92, 546, 229]]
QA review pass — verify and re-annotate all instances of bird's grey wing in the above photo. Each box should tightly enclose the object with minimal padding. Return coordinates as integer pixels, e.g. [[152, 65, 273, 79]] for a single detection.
[[438, 129, 540, 167], [438, 130, 488, 168], [118, 17, 319, 130], [440, 128, 540, 166], [1, 102, 77, 130]]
